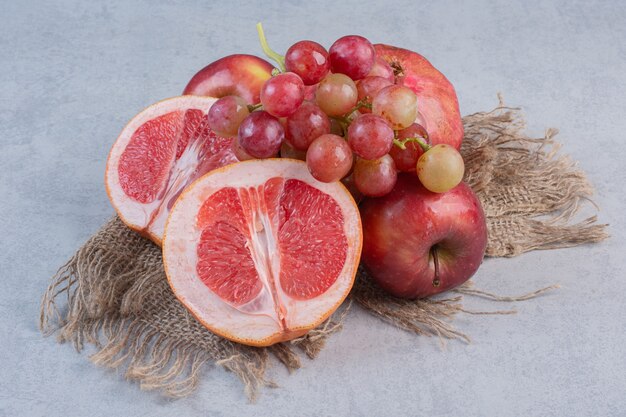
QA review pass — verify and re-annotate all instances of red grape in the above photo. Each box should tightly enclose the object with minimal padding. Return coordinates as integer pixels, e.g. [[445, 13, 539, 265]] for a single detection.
[[285, 40, 330, 86], [347, 114, 394, 160], [285, 102, 331, 151], [237, 111, 284, 158], [329, 35, 376, 80], [329, 118, 345, 136], [341, 173, 364, 203], [367, 58, 394, 82], [280, 141, 307, 161], [232, 136, 256, 161], [306, 134, 353, 183], [260, 72, 305, 118], [315, 73, 358, 116], [304, 84, 317, 101], [207, 96, 250, 137], [389, 123, 429, 172], [372, 85, 418, 129], [353, 155, 397, 197], [356, 76, 393, 113]]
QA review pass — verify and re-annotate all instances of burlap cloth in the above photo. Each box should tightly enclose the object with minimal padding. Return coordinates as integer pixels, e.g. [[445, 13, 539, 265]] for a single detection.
[[40, 102, 608, 400]]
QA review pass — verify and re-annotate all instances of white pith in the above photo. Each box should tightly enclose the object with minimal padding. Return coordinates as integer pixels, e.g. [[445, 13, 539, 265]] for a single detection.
[[163, 159, 361, 344], [105, 95, 233, 241]]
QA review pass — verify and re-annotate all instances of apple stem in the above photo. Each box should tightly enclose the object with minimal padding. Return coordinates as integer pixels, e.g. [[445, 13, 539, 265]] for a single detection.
[[431, 247, 441, 287], [393, 136, 431, 152], [256, 22, 286, 73]]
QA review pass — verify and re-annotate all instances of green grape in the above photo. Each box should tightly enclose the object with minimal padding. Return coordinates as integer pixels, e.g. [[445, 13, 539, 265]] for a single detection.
[[315, 73, 358, 116], [416, 144, 465, 193], [372, 85, 418, 130]]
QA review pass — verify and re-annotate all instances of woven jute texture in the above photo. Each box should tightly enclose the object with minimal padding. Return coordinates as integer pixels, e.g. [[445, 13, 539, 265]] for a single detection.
[[40, 103, 608, 400]]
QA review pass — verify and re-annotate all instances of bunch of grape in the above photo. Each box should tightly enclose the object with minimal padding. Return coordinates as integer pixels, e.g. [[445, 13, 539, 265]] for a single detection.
[[207, 30, 464, 198]]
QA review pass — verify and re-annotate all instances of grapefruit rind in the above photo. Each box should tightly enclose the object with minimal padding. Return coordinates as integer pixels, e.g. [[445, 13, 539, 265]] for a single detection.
[[162, 159, 362, 347]]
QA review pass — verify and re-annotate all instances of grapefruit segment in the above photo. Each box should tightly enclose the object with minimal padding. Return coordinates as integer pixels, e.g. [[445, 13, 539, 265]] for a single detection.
[[163, 159, 362, 346], [105, 96, 239, 245], [277, 179, 348, 300], [197, 222, 262, 306], [118, 111, 182, 204]]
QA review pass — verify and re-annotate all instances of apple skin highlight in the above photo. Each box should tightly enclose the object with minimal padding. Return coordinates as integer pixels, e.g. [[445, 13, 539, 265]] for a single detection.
[[183, 54, 274, 104]]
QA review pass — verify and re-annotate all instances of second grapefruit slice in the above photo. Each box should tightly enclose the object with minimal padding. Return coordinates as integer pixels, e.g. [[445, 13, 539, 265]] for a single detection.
[[163, 159, 362, 346], [105, 96, 238, 245]]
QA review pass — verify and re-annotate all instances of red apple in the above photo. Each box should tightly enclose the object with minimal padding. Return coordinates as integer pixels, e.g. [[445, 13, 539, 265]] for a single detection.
[[374, 44, 463, 150], [360, 174, 487, 299], [183, 54, 274, 104]]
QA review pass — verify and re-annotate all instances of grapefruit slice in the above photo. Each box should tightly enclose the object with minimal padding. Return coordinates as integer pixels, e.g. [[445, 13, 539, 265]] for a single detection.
[[163, 159, 362, 346], [105, 96, 238, 245]]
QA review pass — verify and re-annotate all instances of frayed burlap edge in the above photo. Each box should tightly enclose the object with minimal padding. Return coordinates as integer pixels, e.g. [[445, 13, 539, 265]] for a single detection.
[[39, 223, 351, 401], [461, 100, 608, 256], [40, 101, 608, 400]]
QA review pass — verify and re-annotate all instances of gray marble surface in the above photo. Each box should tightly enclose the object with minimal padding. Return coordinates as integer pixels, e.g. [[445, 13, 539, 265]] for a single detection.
[[1, 0, 625, 416]]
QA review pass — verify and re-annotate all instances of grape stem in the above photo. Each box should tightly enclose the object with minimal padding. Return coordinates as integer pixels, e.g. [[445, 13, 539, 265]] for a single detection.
[[344, 100, 373, 117], [353, 99, 373, 112], [332, 115, 352, 125], [256, 22, 286, 72], [393, 136, 431, 152], [330, 117, 350, 136], [247, 103, 263, 112], [338, 100, 371, 124]]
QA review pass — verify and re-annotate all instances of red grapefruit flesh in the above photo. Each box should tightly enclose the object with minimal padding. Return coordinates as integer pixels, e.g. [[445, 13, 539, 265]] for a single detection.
[[374, 44, 464, 150], [163, 159, 362, 346], [105, 96, 239, 245]]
